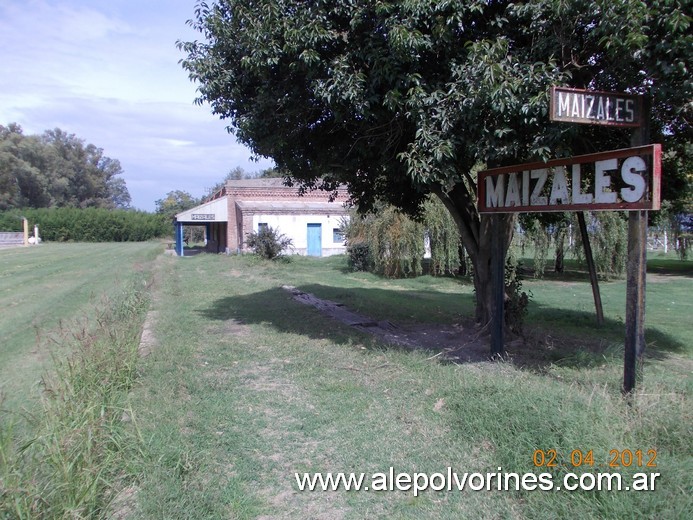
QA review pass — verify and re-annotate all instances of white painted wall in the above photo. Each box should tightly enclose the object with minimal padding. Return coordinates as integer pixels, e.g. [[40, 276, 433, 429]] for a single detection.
[[252, 213, 348, 256]]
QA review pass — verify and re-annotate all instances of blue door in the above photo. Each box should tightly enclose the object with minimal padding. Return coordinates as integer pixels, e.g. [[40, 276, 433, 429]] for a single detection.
[[307, 223, 322, 256]]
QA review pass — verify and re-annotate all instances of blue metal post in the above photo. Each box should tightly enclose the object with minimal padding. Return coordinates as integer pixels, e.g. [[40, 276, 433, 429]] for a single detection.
[[175, 222, 184, 256]]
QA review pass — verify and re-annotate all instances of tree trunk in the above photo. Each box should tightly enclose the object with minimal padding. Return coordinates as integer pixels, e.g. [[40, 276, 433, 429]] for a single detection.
[[555, 225, 565, 273], [433, 185, 514, 325]]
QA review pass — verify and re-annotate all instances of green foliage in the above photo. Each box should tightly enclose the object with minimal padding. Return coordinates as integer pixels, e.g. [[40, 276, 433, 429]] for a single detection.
[[346, 241, 371, 272], [573, 212, 629, 280], [0, 208, 169, 242], [0, 279, 149, 518], [368, 206, 424, 278], [504, 255, 531, 335], [519, 213, 572, 278], [154, 190, 200, 219], [179, 0, 691, 321], [245, 225, 293, 259], [179, 0, 691, 210], [424, 197, 462, 276], [0, 123, 131, 210], [344, 198, 461, 278], [345, 206, 424, 278]]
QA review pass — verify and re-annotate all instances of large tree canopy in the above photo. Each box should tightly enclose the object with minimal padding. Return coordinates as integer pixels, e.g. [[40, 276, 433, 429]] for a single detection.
[[0, 124, 131, 210], [180, 0, 691, 322]]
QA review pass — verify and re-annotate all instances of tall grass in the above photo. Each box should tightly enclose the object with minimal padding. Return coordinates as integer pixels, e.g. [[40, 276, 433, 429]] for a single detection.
[[0, 278, 150, 519]]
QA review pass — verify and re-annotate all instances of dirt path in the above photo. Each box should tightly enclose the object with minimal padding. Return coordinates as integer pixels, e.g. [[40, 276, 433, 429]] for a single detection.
[[282, 285, 494, 363]]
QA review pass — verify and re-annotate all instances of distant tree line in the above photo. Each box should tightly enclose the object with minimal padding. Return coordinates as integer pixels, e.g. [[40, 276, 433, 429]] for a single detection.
[[0, 123, 131, 210], [0, 208, 168, 242], [0, 123, 169, 241]]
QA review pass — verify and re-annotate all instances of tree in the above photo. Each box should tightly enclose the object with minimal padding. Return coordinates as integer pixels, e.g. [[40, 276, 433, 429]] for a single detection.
[[179, 0, 691, 324], [0, 124, 131, 210], [155, 190, 200, 219], [259, 167, 284, 178], [344, 197, 461, 277], [106, 176, 132, 209], [155, 190, 204, 243]]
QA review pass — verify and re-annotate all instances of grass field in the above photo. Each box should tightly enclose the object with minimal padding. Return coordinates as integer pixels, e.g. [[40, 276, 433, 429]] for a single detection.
[[0, 242, 161, 413], [1, 245, 691, 518], [130, 252, 691, 519]]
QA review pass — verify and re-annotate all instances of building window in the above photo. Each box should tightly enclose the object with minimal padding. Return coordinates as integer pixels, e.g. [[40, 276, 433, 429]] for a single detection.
[[258, 222, 268, 232], [333, 228, 345, 243]]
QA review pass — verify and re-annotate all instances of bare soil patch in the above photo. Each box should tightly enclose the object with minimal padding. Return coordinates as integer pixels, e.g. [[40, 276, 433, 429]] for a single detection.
[[283, 285, 499, 363], [280, 285, 616, 370]]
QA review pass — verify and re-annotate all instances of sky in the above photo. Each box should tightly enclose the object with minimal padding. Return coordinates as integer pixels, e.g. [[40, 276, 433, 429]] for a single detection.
[[0, 0, 274, 211]]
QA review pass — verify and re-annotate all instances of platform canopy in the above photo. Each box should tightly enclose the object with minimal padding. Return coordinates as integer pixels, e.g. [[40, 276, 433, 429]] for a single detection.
[[175, 197, 228, 223]]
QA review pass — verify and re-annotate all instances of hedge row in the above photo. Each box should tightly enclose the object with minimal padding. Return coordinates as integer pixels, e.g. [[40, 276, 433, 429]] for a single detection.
[[0, 208, 170, 242]]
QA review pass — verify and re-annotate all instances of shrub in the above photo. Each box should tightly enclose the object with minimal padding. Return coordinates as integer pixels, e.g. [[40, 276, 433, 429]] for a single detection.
[[572, 212, 628, 280], [0, 208, 169, 242], [347, 241, 372, 271], [423, 197, 462, 275], [368, 206, 424, 277], [343, 198, 462, 278], [245, 226, 293, 259], [504, 256, 531, 335]]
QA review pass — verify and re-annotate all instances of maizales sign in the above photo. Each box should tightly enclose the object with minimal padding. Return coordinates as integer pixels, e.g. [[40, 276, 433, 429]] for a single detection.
[[477, 145, 661, 214], [550, 86, 642, 127]]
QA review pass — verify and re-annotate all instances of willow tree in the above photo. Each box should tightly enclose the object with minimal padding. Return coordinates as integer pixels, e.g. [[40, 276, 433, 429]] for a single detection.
[[179, 0, 691, 324]]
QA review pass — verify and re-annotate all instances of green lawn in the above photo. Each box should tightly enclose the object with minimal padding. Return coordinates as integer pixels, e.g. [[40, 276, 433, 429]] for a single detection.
[[129, 252, 692, 519], [1, 245, 690, 518], [0, 242, 162, 412]]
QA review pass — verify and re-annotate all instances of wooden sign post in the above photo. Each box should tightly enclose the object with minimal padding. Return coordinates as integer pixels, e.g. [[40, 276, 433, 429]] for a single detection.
[[623, 100, 651, 394], [478, 142, 661, 392], [478, 86, 658, 393], [490, 215, 505, 358]]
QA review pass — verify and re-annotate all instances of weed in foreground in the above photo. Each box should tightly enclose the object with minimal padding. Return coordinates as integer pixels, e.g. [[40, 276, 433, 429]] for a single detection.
[[0, 279, 150, 519]]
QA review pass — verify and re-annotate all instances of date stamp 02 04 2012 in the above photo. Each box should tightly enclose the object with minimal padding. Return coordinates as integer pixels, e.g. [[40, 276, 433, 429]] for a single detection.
[[533, 449, 658, 469]]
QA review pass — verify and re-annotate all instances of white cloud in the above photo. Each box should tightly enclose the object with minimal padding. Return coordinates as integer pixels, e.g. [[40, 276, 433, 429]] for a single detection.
[[0, 0, 272, 211]]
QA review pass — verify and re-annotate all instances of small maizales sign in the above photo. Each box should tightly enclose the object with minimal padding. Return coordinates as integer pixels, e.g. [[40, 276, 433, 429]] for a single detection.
[[191, 213, 215, 220], [550, 86, 642, 127], [478, 144, 661, 214]]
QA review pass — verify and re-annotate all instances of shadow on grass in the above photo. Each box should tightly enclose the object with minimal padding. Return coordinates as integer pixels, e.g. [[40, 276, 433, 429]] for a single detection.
[[198, 283, 473, 340], [197, 280, 686, 374], [646, 257, 693, 278], [197, 286, 377, 348], [526, 300, 687, 359]]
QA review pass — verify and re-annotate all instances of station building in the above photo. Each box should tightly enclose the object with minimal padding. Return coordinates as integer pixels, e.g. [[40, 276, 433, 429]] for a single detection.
[[174, 178, 350, 257]]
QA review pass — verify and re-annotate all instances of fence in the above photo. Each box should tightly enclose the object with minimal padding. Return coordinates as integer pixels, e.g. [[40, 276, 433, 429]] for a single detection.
[[0, 232, 25, 247]]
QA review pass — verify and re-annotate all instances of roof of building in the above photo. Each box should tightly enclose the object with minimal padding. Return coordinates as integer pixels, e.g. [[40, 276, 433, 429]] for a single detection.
[[175, 196, 228, 223], [226, 178, 289, 188], [235, 201, 349, 213]]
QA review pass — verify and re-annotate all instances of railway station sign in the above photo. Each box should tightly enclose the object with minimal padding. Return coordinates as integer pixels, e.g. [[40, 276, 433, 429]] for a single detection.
[[478, 144, 661, 214], [550, 86, 642, 127]]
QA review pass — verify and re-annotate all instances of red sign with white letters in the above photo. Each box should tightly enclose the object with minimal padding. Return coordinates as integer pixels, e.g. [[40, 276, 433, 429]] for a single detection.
[[477, 145, 661, 214]]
